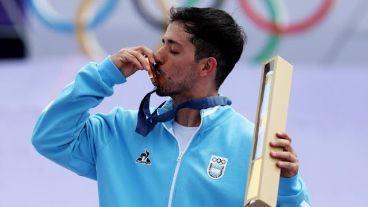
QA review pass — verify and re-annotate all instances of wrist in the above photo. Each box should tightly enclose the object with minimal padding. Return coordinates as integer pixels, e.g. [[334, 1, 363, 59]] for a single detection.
[[98, 56, 126, 86], [278, 174, 301, 196]]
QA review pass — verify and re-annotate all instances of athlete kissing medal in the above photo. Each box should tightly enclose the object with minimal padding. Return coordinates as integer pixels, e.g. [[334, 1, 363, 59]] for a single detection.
[[145, 57, 160, 87], [135, 57, 232, 136]]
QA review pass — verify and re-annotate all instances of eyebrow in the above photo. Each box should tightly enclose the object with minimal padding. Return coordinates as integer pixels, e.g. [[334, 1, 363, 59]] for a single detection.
[[162, 38, 183, 47]]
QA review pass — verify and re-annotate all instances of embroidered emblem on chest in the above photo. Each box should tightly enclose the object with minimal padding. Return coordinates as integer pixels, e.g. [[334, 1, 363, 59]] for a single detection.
[[207, 155, 228, 179], [136, 149, 151, 165]]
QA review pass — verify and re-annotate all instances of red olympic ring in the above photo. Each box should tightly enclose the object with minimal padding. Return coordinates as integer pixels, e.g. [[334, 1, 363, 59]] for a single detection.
[[239, 0, 334, 35]]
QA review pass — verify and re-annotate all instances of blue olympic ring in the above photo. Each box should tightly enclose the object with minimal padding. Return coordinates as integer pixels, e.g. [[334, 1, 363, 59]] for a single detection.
[[132, 0, 225, 30], [26, 0, 119, 33]]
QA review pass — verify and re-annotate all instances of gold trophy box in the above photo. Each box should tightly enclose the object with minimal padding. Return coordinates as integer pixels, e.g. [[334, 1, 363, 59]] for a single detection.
[[245, 56, 293, 207]]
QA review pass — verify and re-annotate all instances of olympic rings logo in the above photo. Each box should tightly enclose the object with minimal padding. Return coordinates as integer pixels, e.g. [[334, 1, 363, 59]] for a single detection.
[[212, 157, 227, 165], [26, 0, 334, 63]]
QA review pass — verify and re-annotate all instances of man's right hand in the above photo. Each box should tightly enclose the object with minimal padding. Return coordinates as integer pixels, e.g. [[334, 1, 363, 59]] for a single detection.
[[111, 46, 155, 78]]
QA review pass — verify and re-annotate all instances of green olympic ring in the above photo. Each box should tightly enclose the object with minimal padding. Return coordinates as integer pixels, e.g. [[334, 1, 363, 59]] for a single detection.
[[252, 0, 283, 63], [242, 0, 333, 63]]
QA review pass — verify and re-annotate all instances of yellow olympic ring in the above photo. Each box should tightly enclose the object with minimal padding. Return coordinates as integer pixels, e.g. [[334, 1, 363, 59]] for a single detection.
[[75, 0, 176, 60], [75, 0, 107, 61]]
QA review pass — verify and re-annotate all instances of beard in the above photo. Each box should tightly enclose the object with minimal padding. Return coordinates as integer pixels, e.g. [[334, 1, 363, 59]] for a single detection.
[[155, 82, 183, 97], [155, 87, 170, 97], [155, 72, 196, 97]]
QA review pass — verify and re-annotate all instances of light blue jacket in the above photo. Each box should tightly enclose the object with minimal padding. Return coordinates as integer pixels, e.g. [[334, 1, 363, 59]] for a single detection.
[[32, 57, 310, 207]]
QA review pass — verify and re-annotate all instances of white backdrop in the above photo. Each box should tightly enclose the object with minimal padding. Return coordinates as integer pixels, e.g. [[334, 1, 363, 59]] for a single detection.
[[24, 0, 368, 65]]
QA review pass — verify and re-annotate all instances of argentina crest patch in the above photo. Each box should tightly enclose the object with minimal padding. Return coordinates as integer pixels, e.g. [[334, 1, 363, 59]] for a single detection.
[[207, 155, 228, 179]]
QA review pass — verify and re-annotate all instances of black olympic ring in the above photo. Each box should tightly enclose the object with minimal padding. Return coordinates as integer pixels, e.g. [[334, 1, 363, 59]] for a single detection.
[[132, 0, 225, 30]]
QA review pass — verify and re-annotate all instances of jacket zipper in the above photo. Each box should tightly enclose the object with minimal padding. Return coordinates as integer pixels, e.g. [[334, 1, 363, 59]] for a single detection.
[[165, 113, 204, 207]]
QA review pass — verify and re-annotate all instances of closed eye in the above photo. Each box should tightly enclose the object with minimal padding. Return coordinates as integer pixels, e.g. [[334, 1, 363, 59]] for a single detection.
[[162, 38, 182, 55], [170, 50, 179, 55]]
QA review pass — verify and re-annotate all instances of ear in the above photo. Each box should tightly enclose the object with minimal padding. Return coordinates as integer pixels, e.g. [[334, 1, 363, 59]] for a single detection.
[[199, 57, 217, 77]]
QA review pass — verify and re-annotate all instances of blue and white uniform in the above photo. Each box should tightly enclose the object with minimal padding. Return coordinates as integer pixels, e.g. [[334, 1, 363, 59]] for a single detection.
[[32, 57, 311, 207]]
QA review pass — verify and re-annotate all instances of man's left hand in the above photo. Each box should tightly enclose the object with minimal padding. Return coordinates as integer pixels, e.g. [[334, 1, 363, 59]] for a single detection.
[[269, 132, 299, 177]]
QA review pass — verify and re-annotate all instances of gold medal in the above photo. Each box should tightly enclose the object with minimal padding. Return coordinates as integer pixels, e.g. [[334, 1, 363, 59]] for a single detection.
[[145, 57, 159, 87]]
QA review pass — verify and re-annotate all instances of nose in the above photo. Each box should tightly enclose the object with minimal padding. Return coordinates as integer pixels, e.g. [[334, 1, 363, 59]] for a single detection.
[[154, 45, 166, 65]]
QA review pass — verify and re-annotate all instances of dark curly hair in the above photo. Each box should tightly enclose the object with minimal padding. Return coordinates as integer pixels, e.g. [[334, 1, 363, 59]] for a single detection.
[[170, 7, 247, 89]]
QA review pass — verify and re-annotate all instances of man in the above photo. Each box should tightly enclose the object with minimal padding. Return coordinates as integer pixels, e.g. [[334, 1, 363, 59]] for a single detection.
[[32, 7, 310, 207]]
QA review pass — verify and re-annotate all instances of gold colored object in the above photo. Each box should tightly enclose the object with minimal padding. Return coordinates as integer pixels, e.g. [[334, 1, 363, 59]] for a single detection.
[[146, 57, 159, 87], [245, 56, 293, 207]]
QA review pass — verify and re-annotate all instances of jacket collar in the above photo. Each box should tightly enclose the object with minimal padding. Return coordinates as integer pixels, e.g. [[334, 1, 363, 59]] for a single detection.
[[157, 98, 232, 132]]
